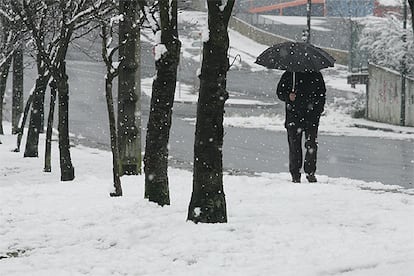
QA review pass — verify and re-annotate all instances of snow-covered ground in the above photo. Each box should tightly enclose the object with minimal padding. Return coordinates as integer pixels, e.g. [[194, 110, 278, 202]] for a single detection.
[[260, 15, 331, 32], [1, 10, 414, 276], [1, 122, 414, 276]]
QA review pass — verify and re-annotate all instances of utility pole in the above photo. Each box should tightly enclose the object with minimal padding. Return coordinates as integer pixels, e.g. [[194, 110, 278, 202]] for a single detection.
[[400, 0, 407, 126], [118, 0, 142, 175], [348, 0, 352, 73], [306, 0, 311, 43]]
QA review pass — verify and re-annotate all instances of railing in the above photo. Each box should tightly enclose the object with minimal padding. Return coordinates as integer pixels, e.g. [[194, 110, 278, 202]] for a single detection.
[[249, 0, 326, 16]]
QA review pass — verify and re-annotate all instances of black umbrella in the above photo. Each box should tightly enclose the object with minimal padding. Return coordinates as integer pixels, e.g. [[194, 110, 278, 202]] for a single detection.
[[255, 41, 335, 72]]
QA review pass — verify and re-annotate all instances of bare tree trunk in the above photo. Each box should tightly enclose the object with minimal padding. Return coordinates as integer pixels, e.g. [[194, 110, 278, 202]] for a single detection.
[[105, 77, 122, 196], [14, 93, 33, 152], [144, 0, 180, 206], [118, 0, 142, 175], [56, 62, 74, 181], [12, 43, 24, 134], [39, 88, 46, 134], [44, 80, 57, 173], [143, 43, 179, 205], [100, 18, 124, 197], [24, 73, 49, 157], [188, 0, 235, 223], [409, 0, 414, 34], [0, 57, 12, 135]]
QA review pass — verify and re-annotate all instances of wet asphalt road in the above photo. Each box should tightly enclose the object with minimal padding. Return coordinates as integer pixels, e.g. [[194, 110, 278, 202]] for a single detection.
[[4, 39, 414, 190]]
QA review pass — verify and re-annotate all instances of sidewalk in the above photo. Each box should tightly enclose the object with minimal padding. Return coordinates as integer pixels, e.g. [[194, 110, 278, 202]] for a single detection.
[[354, 119, 414, 135], [141, 77, 279, 108], [1, 122, 413, 275]]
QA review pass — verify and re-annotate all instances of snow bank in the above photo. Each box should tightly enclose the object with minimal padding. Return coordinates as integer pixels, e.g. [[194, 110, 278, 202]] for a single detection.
[[1, 123, 413, 275]]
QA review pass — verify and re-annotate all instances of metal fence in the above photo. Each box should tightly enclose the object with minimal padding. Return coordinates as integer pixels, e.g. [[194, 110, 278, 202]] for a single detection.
[[235, 0, 374, 17]]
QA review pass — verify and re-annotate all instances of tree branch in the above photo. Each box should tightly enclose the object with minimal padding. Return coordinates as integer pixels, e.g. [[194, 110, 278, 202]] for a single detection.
[[223, 0, 235, 26], [12, 1, 52, 68]]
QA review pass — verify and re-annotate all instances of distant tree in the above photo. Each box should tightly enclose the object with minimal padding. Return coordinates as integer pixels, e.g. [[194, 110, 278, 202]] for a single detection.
[[14, 92, 33, 152], [143, 0, 181, 206], [12, 0, 112, 181], [409, 0, 414, 34], [0, 2, 22, 135], [358, 15, 414, 74], [44, 80, 57, 172], [0, 2, 45, 153], [187, 0, 235, 223], [23, 49, 51, 158], [0, 56, 12, 135], [11, 40, 24, 135]]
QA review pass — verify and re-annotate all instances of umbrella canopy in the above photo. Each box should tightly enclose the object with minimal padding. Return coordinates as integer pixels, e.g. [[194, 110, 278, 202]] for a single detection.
[[255, 41, 335, 72]]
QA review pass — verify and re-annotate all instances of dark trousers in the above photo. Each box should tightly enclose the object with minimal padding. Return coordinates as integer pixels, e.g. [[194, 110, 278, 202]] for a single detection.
[[287, 126, 318, 177]]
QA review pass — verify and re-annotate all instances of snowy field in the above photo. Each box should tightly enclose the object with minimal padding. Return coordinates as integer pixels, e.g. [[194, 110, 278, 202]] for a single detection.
[[1, 122, 414, 276], [2, 10, 414, 276]]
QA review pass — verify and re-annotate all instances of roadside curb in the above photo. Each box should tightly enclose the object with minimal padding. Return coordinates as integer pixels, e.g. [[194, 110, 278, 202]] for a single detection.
[[353, 123, 414, 135], [174, 99, 279, 109]]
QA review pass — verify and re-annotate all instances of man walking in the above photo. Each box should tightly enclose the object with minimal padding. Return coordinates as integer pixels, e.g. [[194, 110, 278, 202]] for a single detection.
[[277, 71, 326, 183]]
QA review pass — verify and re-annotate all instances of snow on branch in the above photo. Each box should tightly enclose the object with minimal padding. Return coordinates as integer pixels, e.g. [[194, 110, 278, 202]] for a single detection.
[[0, 7, 14, 22], [110, 14, 124, 27], [143, 4, 160, 34], [154, 43, 167, 60], [65, 0, 107, 26], [358, 15, 414, 74]]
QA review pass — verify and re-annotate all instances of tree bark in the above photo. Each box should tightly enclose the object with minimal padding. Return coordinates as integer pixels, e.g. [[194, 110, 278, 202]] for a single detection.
[[0, 57, 12, 135], [187, 0, 234, 223], [118, 0, 142, 175], [144, 0, 180, 206], [14, 93, 33, 152], [56, 62, 74, 181], [44, 80, 57, 173], [409, 0, 414, 35], [12, 44, 24, 134], [105, 77, 122, 197], [24, 74, 49, 157], [39, 87, 46, 134]]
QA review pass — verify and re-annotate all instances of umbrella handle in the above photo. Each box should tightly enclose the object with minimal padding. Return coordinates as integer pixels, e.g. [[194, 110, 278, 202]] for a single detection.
[[289, 72, 296, 102]]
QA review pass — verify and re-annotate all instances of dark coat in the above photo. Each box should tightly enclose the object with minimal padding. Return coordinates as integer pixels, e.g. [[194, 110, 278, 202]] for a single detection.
[[277, 71, 326, 129]]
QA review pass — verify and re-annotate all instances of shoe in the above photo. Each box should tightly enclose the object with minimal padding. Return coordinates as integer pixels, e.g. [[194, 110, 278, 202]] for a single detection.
[[291, 174, 301, 183], [306, 174, 317, 183]]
